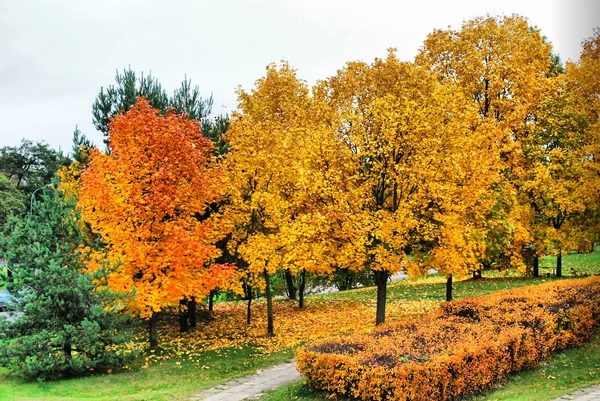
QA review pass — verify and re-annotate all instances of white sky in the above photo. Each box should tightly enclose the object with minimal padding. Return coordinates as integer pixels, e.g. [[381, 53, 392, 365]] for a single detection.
[[0, 0, 599, 153]]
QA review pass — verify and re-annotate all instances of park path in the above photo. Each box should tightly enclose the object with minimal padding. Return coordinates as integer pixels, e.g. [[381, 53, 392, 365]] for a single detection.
[[189, 359, 300, 401], [552, 384, 600, 401]]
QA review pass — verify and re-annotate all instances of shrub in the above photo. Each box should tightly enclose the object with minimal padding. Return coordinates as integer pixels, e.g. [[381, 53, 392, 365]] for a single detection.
[[296, 277, 600, 401]]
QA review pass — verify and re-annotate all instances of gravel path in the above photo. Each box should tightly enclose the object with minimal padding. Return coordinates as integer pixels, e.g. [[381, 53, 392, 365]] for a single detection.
[[189, 359, 300, 401]]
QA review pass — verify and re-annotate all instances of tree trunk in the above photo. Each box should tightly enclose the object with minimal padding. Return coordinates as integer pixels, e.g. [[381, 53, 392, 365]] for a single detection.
[[264, 270, 274, 336], [149, 312, 159, 350], [533, 255, 539, 278], [188, 297, 196, 328], [6, 268, 13, 283], [208, 289, 215, 313], [472, 270, 482, 279], [446, 274, 453, 302], [64, 337, 72, 363], [298, 269, 306, 309], [374, 271, 389, 326], [284, 269, 297, 300], [179, 298, 189, 333], [557, 248, 562, 277], [246, 286, 253, 325]]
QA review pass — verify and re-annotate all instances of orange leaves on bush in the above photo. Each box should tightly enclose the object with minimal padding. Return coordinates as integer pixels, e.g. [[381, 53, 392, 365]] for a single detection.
[[79, 99, 229, 319], [297, 277, 600, 401]]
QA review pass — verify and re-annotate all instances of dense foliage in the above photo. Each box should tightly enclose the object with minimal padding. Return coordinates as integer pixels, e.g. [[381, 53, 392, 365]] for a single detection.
[[0, 189, 134, 380]]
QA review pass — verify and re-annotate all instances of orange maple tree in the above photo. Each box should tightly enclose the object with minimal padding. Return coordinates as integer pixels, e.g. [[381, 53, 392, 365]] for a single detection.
[[79, 99, 229, 349]]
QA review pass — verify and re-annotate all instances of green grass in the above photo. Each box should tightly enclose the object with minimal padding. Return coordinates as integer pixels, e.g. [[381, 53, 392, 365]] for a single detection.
[[257, 333, 600, 401], [539, 246, 600, 277], [0, 346, 295, 401]]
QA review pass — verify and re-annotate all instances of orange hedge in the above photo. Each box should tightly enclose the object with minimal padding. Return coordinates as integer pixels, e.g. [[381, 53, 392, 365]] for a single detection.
[[296, 277, 600, 401]]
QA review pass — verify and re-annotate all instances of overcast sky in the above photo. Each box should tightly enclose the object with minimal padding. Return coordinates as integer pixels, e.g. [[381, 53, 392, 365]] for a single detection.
[[1, 0, 599, 153]]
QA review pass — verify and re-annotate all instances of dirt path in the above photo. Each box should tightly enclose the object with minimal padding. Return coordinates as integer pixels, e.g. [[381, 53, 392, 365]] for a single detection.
[[189, 359, 300, 401]]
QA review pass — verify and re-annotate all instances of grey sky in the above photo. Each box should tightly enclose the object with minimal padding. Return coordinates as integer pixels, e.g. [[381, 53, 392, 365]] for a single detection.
[[0, 0, 598, 153]]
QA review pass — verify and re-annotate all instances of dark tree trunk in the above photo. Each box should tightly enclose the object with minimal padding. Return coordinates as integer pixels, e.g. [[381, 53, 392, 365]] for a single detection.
[[188, 297, 196, 328], [208, 289, 215, 313], [472, 270, 482, 279], [264, 270, 274, 336], [64, 337, 72, 363], [284, 269, 297, 300], [179, 298, 189, 333], [374, 271, 389, 326], [298, 269, 306, 309], [446, 274, 453, 302], [149, 312, 159, 350], [533, 255, 539, 278], [557, 248, 562, 277], [6, 268, 13, 283], [246, 286, 253, 325]]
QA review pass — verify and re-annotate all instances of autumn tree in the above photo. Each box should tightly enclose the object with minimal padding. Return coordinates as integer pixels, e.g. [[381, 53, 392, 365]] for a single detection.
[[416, 15, 554, 282], [565, 29, 600, 251], [80, 99, 228, 349], [317, 50, 497, 321], [520, 73, 594, 277], [222, 62, 315, 335]]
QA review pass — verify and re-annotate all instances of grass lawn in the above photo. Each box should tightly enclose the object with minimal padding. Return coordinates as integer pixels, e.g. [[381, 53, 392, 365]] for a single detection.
[[0, 346, 295, 401], [539, 246, 600, 277], [0, 247, 598, 400]]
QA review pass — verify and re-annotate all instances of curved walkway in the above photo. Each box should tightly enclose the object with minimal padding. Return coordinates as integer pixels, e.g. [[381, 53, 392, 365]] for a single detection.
[[189, 359, 300, 401]]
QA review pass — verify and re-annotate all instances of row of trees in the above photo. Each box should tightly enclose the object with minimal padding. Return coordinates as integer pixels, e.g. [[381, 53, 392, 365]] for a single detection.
[[2, 15, 599, 358]]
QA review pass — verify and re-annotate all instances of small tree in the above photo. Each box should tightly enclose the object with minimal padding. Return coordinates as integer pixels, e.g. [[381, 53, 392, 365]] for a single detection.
[[0, 188, 133, 381]]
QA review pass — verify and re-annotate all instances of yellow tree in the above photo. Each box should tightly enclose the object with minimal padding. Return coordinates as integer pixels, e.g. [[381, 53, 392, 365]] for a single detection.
[[79, 99, 227, 349], [416, 15, 554, 279], [318, 50, 497, 322], [566, 29, 600, 249], [277, 112, 365, 308], [521, 71, 594, 276], [222, 62, 311, 335]]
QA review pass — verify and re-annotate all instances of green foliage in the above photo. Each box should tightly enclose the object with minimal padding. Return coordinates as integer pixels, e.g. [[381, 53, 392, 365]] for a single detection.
[[71, 126, 94, 166], [0, 174, 26, 227], [0, 188, 134, 381], [91, 68, 226, 151], [0, 139, 70, 197], [92, 68, 170, 139]]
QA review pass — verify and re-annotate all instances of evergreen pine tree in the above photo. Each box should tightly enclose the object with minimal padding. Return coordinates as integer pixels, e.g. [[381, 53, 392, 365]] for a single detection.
[[0, 187, 134, 380]]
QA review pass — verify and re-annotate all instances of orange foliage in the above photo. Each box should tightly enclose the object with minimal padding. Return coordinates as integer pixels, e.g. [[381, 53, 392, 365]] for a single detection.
[[297, 277, 600, 401], [79, 99, 229, 319]]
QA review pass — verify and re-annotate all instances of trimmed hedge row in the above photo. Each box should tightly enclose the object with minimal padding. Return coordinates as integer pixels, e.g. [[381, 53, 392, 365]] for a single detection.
[[296, 277, 600, 401]]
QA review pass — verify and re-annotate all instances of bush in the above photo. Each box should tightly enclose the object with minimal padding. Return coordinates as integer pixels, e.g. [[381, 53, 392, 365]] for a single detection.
[[296, 277, 600, 401]]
